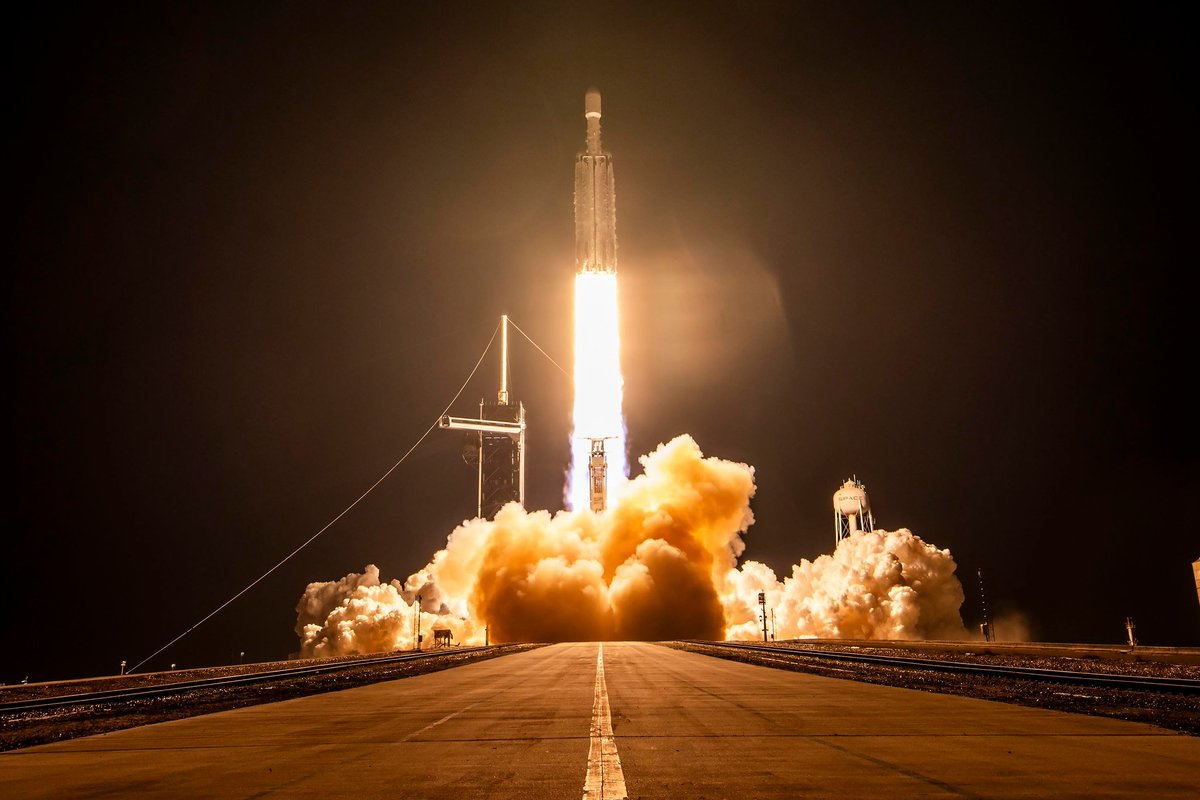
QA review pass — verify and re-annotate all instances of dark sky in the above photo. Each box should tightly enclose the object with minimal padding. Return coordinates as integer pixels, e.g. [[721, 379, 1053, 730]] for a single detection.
[[8, 3, 1194, 682]]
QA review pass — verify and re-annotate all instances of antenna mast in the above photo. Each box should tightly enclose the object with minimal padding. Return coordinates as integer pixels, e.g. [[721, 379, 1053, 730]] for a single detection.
[[499, 314, 509, 405], [978, 568, 994, 642]]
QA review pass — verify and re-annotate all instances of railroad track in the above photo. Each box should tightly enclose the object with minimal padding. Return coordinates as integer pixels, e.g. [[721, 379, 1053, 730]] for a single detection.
[[0, 646, 499, 714], [695, 641, 1200, 693]]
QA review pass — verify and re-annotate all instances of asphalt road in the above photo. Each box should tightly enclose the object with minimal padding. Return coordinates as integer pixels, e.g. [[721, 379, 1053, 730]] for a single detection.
[[2, 642, 1197, 798]]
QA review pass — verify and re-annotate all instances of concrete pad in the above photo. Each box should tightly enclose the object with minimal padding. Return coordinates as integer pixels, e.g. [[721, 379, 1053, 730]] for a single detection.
[[2, 642, 1196, 798], [603, 643, 1199, 799]]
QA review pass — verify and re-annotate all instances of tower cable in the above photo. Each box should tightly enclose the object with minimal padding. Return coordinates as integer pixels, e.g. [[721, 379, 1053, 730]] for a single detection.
[[130, 321, 501, 673], [507, 317, 571, 379]]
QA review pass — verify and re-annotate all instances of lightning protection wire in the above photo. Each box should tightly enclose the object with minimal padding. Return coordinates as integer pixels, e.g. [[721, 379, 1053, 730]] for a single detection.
[[507, 317, 570, 379], [130, 320, 501, 673]]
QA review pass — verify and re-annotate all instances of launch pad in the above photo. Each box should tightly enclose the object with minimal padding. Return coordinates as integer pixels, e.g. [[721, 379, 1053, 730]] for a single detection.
[[9, 643, 1197, 799]]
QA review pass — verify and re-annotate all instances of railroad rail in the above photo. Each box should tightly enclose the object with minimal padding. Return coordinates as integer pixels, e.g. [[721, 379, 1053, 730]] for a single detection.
[[0, 646, 498, 714], [695, 641, 1200, 693]]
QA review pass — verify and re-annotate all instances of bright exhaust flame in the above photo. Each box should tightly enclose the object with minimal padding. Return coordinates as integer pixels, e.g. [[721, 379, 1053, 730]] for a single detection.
[[568, 271, 627, 509]]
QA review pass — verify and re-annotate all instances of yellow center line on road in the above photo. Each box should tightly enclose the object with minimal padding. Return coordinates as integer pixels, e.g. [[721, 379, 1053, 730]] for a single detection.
[[583, 643, 627, 800]]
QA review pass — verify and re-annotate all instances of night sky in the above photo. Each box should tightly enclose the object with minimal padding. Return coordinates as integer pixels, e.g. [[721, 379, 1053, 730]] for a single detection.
[[9, 4, 1194, 683]]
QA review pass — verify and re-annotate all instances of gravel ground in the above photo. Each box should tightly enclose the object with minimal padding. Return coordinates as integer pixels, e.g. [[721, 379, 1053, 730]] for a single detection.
[[669, 641, 1200, 735], [0, 645, 543, 752], [759, 639, 1200, 676]]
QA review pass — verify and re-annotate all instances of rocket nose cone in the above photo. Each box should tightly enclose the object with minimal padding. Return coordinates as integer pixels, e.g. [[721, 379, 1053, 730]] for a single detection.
[[585, 88, 601, 117]]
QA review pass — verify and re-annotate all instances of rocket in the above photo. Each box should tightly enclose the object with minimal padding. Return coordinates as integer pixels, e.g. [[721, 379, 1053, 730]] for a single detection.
[[575, 88, 617, 274], [572, 88, 622, 513]]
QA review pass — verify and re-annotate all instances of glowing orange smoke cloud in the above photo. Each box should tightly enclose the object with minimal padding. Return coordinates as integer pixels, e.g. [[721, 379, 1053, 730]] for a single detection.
[[295, 435, 967, 654]]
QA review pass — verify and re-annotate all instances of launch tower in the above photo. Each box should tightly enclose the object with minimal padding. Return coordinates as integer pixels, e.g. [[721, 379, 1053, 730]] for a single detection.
[[474, 398, 525, 518], [440, 316, 526, 518]]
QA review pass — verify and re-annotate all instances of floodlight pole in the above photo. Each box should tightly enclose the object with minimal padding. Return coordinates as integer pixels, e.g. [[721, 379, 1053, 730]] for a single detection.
[[414, 594, 423, 651]]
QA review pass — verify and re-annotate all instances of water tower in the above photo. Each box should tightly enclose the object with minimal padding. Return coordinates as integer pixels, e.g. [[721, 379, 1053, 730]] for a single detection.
[[833, 476, 875, 546]]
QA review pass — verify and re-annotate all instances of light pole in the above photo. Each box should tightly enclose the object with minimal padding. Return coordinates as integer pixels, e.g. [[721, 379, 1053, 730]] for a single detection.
[[414, 593, 423, 651], [978, 568, 994, 642]]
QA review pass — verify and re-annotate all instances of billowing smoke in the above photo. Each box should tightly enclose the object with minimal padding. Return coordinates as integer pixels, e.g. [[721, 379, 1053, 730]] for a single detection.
[[295, 435, 966, 656], [294, 565, 476, 657], [720, 530, 967, 641]]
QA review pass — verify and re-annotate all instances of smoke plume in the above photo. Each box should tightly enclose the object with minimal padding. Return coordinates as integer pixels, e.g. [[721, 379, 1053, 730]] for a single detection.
[[295, 435, 966, 655], [721, 529, 967, 641]]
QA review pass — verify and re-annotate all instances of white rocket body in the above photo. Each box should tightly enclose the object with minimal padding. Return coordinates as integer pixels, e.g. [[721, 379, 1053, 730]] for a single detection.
[[569, 89, 627, 511], [575, 89, 617, 274]]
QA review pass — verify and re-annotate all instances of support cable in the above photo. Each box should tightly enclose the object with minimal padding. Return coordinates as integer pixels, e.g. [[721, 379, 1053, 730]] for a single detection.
[[130, 321, 501, 673], [507, 317, 571, 379]]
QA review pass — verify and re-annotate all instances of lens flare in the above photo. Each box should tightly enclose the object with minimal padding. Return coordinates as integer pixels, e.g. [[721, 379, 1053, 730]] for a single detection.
[[568, 271, 627, 509]]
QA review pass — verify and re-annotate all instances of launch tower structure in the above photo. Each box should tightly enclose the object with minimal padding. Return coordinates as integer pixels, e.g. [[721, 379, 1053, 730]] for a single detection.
[[833, 476, 875, 546], [440, 315, 526, 519]]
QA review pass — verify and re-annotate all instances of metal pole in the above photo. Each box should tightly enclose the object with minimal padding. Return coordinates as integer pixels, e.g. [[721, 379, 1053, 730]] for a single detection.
[[476, 426, 483, 518], [758, 591, 768, 642], [978, 568, 993, 642], [499, 315, 509, 404], [414, 594, 423, 651], [518, 403, 526, 507]]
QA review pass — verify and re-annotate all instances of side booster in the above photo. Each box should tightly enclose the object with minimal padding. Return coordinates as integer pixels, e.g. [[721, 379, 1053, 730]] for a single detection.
[[575, 88, 617, 274]]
